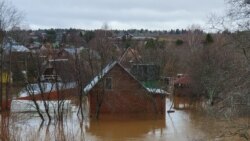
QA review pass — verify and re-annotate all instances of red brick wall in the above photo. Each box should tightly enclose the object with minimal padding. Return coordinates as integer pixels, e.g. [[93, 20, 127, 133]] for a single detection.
[[88, 64, 166, 115]]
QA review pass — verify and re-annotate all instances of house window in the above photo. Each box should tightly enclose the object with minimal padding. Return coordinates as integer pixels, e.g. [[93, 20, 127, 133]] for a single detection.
[[105, 77, 112, 90]]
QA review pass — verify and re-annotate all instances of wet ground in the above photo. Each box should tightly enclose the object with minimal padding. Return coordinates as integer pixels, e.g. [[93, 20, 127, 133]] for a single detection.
[[0, 98, 249, 141]]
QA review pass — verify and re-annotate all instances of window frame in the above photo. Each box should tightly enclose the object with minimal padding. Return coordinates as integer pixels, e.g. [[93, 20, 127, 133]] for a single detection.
[[105, 77, 112, 90]]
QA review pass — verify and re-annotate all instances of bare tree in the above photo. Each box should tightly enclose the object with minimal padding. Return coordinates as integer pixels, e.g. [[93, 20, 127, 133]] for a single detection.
[[226, 0, 250, 67], [80, 25, 121, 119], [227, 0, 250, 30], [16, 47, 74, 122], [208, 1, 250, 65], [189, 41, 242, 104], [0, 1, 22, 32], [184, 24, 204, 52], [205, 1, 250, 138], [0, 1, 23, 111]]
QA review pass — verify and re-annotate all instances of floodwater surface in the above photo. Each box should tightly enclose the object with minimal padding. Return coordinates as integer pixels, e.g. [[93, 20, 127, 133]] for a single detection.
[[0, 98, 249, 141]]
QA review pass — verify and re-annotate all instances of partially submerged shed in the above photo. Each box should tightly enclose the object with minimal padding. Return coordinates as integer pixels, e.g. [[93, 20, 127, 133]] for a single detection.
[[174, 74, 192, 96]]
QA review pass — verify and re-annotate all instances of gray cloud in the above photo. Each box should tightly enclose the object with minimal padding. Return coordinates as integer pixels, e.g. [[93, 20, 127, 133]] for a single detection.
[[9, 0, 225, 30]]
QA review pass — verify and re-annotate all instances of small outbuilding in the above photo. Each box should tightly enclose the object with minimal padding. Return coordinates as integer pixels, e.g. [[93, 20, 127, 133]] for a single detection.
[[84, 61, 167, 117], [173, 74, 192, 96]]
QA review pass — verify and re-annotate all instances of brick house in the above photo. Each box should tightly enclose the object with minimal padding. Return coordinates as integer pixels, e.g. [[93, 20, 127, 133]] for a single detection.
[[84, 61, 167, 116]]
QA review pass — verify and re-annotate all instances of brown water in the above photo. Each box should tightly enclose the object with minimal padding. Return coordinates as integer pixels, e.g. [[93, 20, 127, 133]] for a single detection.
[[0, 98, 249, 141]]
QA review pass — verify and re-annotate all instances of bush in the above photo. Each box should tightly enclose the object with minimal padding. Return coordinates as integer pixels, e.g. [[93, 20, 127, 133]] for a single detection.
[[175, 39, 184, 46]]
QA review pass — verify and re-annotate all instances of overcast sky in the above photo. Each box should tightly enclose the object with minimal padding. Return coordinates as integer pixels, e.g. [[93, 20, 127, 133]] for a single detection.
[[9, 0, 226, 30]]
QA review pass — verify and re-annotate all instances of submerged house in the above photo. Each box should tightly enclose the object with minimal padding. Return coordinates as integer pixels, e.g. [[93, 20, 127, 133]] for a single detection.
[[12, 82, 77, 112], [173, 74, 192, 96], [84, 61, 167, 116], [17, 82, 77, 101], [16, 59, 77, 101]]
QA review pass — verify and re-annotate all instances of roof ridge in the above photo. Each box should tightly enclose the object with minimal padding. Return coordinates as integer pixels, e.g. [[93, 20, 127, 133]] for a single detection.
[[83, 61, 117, 93]]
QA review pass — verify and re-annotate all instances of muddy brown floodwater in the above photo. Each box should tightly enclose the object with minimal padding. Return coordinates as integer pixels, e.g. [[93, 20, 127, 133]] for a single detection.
[[0, 98, 249, 141]]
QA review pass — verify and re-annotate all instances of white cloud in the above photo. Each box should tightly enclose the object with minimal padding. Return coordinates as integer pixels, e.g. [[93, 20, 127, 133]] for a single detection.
[[10, 0, 226, 30]]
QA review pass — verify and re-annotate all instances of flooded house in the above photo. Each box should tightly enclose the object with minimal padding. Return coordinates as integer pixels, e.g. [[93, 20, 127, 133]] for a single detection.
[[16, 82, 77, 101], [173, 74, 192, 97], [11, 60, 78, 112], [84, 61, 167, 116], [173, 74, 193, 109], [16, 58, 77, 101]]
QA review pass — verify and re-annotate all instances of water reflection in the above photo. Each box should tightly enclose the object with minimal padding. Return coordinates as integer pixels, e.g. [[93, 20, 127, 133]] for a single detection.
[[87, 116, 165, 141], [173, 96, 202, 110], [0, 97, 248, 141], [0, 112, 10, 141]]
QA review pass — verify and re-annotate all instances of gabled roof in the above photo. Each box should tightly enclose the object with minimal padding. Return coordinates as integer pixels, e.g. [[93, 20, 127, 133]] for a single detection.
[[4, 43, 30, 53], [83, 61, 168, 95], [83, 61, 117, 93], [3, 37, 30, 53], [63, 47, 85, 56], [119, 47, 142, 64]]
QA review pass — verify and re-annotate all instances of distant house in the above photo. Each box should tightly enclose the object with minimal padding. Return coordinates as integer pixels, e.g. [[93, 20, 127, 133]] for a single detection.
[[119, 47, 142, 69], [116, 33, 156, 41], [3, 39, 30, 54], [28, 42, 42, 53], [58, 46, 85, 58], [41, 67, 62, 82], [84, 61, 167, 116], [16, 58, 76, 101], [173, 74, 192, 96], [17, 82, 77, 101], [41, 59, 75, 83], [63, 47, 84, 56]]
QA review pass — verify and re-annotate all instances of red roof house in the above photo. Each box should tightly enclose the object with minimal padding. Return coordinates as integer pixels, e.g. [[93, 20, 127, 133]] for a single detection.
[[173, 75, 192, 96]]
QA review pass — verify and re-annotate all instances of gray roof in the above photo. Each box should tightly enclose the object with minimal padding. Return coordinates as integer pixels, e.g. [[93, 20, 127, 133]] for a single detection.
[[64, 47, 82, 54], [4, 43, 30, 53]]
